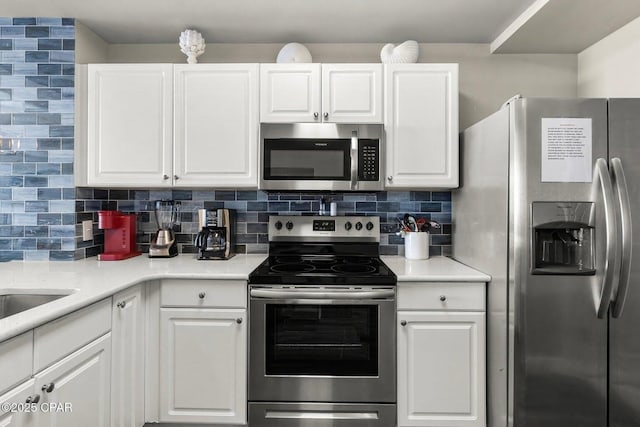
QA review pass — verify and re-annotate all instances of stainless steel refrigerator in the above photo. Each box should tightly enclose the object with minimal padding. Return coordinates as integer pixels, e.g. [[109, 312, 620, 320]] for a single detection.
[[453, 97, 639, 427]]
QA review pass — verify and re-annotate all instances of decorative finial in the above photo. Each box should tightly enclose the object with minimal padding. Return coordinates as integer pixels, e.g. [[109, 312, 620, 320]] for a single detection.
[[179, 29, 206, 64]]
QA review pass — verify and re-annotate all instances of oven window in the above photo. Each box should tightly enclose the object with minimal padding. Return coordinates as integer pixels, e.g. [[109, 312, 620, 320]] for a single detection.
[[264, 139, 350, 180], [265, 304, 378, 376]]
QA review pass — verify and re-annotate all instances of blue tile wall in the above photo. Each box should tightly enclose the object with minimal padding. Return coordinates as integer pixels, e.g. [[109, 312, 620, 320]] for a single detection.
[[75, 189, 452, 258], [0, 17, 75, 261]]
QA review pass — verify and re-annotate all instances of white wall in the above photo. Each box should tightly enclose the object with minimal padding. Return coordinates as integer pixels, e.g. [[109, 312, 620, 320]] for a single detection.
[[75, 22, 108, 63], [578, 15, 640, 97]]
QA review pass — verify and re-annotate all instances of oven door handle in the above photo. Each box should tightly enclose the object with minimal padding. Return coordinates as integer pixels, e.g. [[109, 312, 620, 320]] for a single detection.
[[250, 288, 395, 300]]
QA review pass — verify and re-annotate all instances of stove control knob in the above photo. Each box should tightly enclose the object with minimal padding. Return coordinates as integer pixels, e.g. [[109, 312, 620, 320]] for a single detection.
[[355, 222, 363, 231], [274, 220, 283, 230], [286, 221, 294, 231], [366, 221, 374, 231], [344, 221, 352, 231]]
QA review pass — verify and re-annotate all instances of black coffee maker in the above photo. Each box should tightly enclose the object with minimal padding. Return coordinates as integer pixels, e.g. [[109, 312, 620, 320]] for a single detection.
[[194, 209, 236, 260]]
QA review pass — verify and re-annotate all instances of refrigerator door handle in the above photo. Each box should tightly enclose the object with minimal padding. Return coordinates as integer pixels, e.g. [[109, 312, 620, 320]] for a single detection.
[[595, 158, 620, 318], [610, 157, 632, 318]]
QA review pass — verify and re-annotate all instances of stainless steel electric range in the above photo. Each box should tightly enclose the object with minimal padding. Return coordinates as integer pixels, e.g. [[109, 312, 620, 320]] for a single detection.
[[248, 215, 397, 427]]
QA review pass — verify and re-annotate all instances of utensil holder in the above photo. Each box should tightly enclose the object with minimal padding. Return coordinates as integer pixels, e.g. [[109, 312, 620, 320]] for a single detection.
[[404, 232, 429, 260]]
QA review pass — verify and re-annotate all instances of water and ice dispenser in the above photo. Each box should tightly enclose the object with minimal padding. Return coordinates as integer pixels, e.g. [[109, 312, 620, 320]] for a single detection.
[[531, 202, 595, 275]]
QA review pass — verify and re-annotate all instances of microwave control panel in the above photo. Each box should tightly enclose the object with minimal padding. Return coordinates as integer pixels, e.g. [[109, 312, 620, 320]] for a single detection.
[[359, 139, 380, 181]]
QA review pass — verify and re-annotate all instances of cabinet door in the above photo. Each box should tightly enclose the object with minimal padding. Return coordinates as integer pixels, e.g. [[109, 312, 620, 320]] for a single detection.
[[87, 64, 173, 187], [0, 380, 37, 427], [385, 64, 459, 188], [260, 64, 321, 122], [322, 64, 383, 123], [34, 333, 112, 427], [159, 308, 246, 424], [174, 64, 259, 187], [111, 285, 145, 427], [397, 311, 485, 427]]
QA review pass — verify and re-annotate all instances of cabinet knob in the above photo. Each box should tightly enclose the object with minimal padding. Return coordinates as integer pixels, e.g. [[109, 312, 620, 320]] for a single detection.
[[198, 292, 206, 299], [313, 112, 319, 119], [117, 301, 126, 309], [323, 112, 329, 119], [440, 295, 447, 302], [174, 175, 179, 180], [387, 176, 393, 182], [236, 318, 243, 324], [400, 320, 407, 326], [26, 394, 40, 404], [163, 174, 169, 180], [41, 383, 55, 393]]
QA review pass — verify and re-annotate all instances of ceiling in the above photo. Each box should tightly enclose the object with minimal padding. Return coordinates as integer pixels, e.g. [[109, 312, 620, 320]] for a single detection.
[[3, 0, 640, 52], [3, 0, 537, 44]]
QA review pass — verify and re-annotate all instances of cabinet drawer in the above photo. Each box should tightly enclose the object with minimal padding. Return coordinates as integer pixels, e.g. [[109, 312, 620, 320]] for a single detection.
[[0, 331, 33, 394], [34, 298, 112, 372], [397, 282, 485, 311], [160, 279, 247, 308]]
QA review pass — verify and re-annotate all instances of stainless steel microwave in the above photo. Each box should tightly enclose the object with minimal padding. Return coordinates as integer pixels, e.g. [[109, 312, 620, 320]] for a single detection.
[[259, 123, 384, 191]]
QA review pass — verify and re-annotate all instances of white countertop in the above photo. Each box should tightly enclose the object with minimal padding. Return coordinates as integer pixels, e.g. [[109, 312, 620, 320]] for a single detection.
[[382, 256, 491, 282], [0, 254, 489, 343], [0, 254, 266, 342]]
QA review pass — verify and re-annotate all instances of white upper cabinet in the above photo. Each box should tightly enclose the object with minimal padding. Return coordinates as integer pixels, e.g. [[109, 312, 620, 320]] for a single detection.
[[174, 64, 259, 187], [87, 64, 173, 187], [86, 64, 259, 188], [322, 64, 383, 123], [260, 64, 321, 122], [384, 64, 459, 188], [260, 63, 382, 123]]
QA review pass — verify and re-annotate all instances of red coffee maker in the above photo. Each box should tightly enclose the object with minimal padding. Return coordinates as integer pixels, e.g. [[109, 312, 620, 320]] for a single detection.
[[97, 211, 141, 261]]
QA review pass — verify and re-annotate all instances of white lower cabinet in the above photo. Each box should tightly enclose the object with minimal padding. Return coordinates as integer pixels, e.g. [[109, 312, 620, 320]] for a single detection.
[[159, 307, 247, 424], [397, 283, 486, 427], [34, 333, 112, 427], [111, 285, 145, 427], [0, 380, 38, 427]]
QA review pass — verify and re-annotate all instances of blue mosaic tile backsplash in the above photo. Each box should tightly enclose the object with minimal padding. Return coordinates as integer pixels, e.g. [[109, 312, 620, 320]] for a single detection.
[[75, 189, 452, 258], [0, 17, 75, 261]]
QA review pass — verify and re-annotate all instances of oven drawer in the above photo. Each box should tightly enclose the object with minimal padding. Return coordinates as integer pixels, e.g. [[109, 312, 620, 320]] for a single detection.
[[397, 282, 486, 311], [160, 279, 246, 308], [249, 402, 396, 427]]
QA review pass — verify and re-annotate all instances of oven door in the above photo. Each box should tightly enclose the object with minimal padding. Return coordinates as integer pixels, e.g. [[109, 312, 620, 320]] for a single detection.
[[249, 286, 396, 403]]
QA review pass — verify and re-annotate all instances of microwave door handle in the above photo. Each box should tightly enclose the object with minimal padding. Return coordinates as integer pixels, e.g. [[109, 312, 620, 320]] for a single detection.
[[611, 158, 632, 318], [350, 130, 358, 190]]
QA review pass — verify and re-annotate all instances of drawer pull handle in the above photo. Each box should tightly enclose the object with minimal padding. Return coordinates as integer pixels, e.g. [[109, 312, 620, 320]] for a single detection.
[[26, 394, 40, 404], [400, 320, 407, 326], [198, 292, 206, 299], [314, 112, 319, 119], [440, 295, 447, 302], [117, 301, 126, 309], [236, 318, 243, 324], [42, 383, 55, 393]]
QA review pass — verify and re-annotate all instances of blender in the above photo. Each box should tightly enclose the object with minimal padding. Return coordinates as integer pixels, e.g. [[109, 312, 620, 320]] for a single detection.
[[149, 200, 181, 258]]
